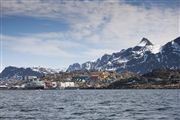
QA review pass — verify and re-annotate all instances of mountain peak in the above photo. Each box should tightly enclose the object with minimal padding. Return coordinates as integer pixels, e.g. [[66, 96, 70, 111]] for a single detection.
[[67, 36, 179, 73], [138, 37, 153, 46]]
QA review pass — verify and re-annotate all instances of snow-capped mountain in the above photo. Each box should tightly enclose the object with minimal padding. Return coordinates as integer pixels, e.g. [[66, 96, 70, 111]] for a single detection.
[[0, 66, 60, 80], [67, 37, 180, 73]]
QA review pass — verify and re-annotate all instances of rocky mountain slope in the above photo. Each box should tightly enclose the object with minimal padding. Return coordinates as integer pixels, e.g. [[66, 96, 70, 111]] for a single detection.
[[0, 66, 59, 80], [67, 37, 180, 73]]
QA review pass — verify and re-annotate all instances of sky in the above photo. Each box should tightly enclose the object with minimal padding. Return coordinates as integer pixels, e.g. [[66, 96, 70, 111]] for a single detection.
[[0, 0, 180, 71]]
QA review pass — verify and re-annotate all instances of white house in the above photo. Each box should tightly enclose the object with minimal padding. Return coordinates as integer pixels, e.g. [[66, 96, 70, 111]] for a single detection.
[[52, 82, 57, 88], [59, 82, 75, 88]]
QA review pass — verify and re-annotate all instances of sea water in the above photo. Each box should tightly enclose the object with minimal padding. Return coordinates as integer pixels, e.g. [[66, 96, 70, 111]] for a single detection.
[[0, 90, 179, 120]]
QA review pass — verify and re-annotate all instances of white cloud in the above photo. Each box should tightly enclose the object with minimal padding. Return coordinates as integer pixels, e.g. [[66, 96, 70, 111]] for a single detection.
[[2, 1, 179, 43], [82, 48, 115, 62], [1, 0, 180, 68], [2, 34, 80, 58]]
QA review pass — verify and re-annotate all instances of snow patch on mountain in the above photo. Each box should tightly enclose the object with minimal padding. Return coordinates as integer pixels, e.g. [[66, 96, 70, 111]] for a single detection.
[[82, 62, 92, 70], [107, 61, 112, 65], [116, 59, 128, 63], [151, 45, 161, 54], [31, 67, 59, 74]]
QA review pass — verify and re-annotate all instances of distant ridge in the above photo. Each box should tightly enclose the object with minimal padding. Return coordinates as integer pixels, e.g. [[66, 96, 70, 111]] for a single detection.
[[0, 66, 59, 80]]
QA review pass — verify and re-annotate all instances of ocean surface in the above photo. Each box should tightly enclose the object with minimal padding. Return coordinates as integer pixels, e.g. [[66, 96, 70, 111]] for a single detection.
[[0, 90, 179, 120]]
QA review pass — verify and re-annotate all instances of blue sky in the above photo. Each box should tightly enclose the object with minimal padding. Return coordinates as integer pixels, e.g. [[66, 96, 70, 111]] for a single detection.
[[0, 0, 180, 71]]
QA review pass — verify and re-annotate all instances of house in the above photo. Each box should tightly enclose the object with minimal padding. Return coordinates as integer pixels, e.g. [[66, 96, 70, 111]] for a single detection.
[[59, 82, 75, 88], [24, 76, 37, 80], [24, 79, 45, 89], [52, 82, 57, 88], [72, 75, 89, 82], [44, 81, 53, 88], [99, 72, 110, 80], [0, 85, 8, 89]]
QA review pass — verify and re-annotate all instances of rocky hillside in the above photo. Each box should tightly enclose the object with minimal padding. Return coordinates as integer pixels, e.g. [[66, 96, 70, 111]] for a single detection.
[[107, 69, 180, 89], [0, 66, 59, 80], [67, 37, 180, 74], [143, 69, 180, 80]]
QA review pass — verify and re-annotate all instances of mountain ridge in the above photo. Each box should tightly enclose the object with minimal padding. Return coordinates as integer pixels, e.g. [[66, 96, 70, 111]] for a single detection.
[[0, 66, 60, 80], [0, 36, 179, 80], [67, 37, 180, 73]]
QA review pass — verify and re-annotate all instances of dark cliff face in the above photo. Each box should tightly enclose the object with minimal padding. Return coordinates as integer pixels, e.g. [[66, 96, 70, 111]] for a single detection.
[[0, 66, 44, 80], [140, 37, 153, 45], [158, 37, 180, 69], [66, 63, 81, 72], [67, 37, 180, 73]]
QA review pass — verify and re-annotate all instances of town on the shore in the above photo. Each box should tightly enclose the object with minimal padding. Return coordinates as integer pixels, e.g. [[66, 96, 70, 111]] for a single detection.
[[0, 68, 180, 90]]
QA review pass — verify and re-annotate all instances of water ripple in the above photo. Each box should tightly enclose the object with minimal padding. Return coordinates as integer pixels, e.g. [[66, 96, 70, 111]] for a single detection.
[[0, 90, 179, 120]]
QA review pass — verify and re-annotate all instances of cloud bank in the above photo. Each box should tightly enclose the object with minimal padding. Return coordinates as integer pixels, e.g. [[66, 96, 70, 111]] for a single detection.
[[1, 0, 180, 69]]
